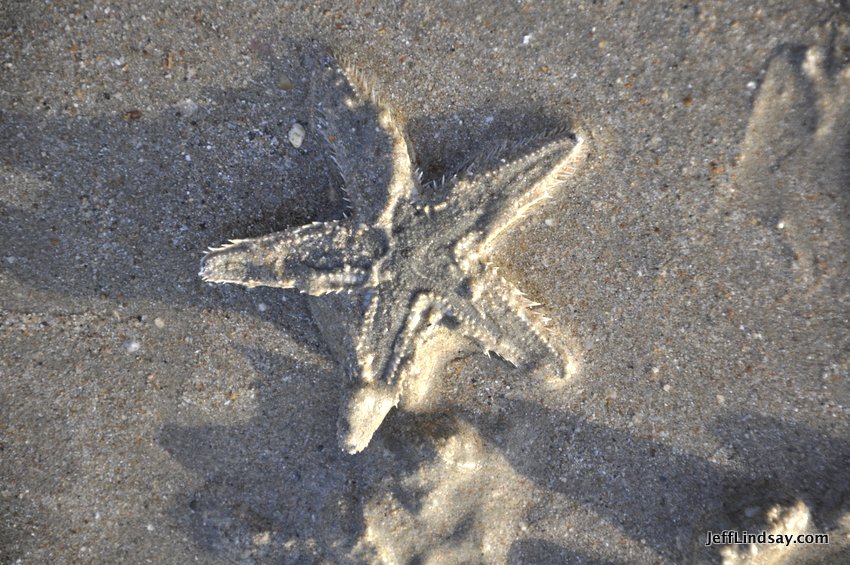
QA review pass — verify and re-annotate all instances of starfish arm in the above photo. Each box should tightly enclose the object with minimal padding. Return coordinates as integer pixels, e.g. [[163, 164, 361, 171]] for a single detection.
[[333, 54, 420, 225], [482, 131, 587, 251], [200, 221, 385, 295], [354, 286, 444, 385], [439, 130, 588, 251], [314, 66, 392, 223], [453, 265, 570, 377], [340, 287, 443, 453]]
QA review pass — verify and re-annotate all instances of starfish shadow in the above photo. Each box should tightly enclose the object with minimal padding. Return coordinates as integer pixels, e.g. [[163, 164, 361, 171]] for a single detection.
[[405, 105, 576, 189]]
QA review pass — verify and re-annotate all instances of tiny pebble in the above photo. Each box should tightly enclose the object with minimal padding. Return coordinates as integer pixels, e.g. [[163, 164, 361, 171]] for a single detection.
[[257, 302, 267, 312], [544, 218, 556, 227], [662, 383, 672, 392], [288, 122, 305, 148], [124, 339, 141, 353], [153, 317, 165, 328], [716, 394, 725, 404], [177, 98, 198, 116]]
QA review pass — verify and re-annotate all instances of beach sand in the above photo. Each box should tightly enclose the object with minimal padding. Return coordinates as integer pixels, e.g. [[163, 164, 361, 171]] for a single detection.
[[2, 2, 849, 563]]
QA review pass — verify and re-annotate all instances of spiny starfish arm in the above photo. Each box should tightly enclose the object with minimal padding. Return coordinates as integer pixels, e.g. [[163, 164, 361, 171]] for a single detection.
[[464, 264, 571, 377], [200, 221, 386, 295], [436, 286, 519, 362], [355, 288, 446, 384], [482, 131, 587, 251], [333, 54, 420, 224], [342, 290, 445, 453], [443, 130, 587, 252], [312, 113, 354, 216]]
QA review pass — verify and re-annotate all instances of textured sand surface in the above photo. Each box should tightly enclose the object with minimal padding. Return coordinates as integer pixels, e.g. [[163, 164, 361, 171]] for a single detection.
[[2, 2, 849, 563]]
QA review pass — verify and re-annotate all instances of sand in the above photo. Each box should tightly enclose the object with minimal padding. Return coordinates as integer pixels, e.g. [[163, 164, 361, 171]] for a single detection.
[[2, 2, 849, 563]]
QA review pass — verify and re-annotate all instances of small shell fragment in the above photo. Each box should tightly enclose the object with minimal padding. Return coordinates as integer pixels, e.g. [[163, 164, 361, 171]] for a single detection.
[[288, 122, 306, 148]]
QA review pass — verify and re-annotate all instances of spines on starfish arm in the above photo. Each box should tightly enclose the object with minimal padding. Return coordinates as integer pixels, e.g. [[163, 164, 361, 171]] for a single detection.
[[461, 129, 588, 252], [341, 290, 448, 453], [330, 51, 421, 222], [313, 113, 354, 217], [355, 289, 445, 384], [469, 264, 573, 378], [200, 220, 386, 295]]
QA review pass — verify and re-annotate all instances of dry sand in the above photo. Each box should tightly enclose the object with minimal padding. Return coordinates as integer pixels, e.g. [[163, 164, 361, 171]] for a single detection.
[[2, 2, 849, 563]]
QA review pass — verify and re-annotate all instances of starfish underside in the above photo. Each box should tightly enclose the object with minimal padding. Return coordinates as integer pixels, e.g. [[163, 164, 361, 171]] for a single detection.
[[200, 55, 588, 453]]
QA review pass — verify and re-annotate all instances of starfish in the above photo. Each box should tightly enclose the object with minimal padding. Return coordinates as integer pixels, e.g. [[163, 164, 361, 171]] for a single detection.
[[200, 55, 588, 453]]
